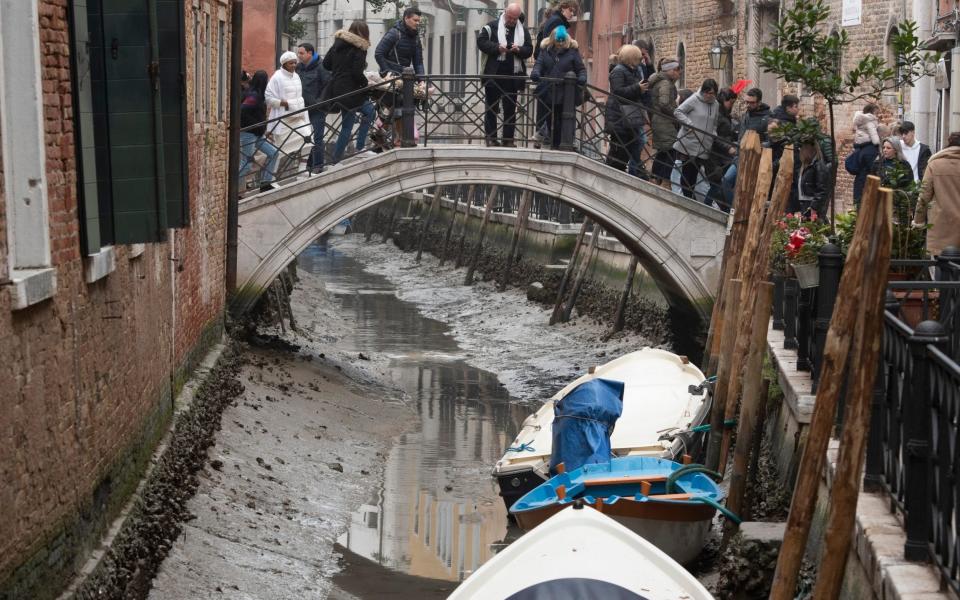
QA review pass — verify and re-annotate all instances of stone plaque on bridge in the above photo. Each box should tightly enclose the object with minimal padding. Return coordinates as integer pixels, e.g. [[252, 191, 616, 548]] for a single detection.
[[690, 239, 719, 257]]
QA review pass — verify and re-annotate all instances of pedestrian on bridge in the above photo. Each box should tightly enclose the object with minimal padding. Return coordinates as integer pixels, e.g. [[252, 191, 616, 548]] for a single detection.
[[673, 79, 720, 200], [530, 25, 587, 150], [533, 2, 578, 146], [375, 7, 425, 147], [296, 43, 331, 174], [604, 44, 650, 176], [914, 131, 960, 257], [647, 59, 681, 187], [239, 70, 282, 192], [265, 52, 312, 160], [323, 21, 376, 164], [478, 3, 532, 147]]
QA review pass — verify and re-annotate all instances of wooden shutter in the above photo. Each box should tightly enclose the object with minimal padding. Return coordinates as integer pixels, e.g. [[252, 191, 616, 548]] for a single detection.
[[157, 0, 189, 228], [101, 0, 167, 243]]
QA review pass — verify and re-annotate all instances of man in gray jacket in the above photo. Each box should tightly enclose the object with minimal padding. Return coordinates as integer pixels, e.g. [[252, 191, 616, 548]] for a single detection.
[[673, 79, 719, 199]]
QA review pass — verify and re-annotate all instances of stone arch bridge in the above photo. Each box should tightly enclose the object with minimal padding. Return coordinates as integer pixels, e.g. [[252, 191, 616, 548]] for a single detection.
[[234, 146, 728, 321]]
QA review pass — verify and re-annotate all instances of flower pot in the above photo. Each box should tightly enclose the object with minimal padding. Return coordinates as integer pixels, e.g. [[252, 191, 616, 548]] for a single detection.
[[790, 262, 819, 288]]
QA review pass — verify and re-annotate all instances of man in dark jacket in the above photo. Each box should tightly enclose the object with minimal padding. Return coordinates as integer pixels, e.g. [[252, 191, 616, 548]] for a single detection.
[[478, 3, 533, 146], [375, 7, 425, 78], [721, 87, 772, 205], [898, 120, 933, 182], [770, 94, 800, 166], [296, 42, 331, 173]]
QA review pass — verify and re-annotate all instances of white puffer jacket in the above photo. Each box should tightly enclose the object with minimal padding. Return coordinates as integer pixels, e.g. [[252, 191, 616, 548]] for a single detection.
[[265, 68, 312, 148], [852, 111, 880, 146]]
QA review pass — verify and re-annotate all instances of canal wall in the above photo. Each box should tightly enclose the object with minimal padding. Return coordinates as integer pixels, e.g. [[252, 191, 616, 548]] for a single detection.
[[764, 327, 949, 599]]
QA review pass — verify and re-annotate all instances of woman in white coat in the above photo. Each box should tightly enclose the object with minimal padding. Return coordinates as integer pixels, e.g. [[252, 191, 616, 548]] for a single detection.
[[265, 51, 313, 156]]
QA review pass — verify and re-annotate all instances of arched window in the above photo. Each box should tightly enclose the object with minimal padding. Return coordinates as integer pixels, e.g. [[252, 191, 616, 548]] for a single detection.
[[885, 25, 901, 85], [829, 29, 842, 78], [677, 42, 686, 88]]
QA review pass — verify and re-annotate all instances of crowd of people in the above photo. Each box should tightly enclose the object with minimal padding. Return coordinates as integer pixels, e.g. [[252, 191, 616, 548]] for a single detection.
[[234, 1, 958, 256]]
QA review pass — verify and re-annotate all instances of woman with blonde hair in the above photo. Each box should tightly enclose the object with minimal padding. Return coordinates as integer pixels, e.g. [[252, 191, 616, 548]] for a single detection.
[[604, 44, 650, 175]]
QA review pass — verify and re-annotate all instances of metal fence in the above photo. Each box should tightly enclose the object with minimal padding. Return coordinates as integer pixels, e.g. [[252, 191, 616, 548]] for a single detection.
[[239, 69, 734, 207]]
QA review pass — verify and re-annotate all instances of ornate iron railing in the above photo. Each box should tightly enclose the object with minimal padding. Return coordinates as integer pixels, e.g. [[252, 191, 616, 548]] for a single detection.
[[238, 68, 735, 207]]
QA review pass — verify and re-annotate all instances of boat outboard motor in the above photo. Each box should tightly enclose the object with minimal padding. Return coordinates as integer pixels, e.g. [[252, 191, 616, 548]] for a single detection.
[[548, 378, 625, 475]]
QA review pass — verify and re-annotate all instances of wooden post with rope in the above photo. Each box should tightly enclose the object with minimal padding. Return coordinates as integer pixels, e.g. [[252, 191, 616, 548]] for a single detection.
[[499, 189, 532, 291], [464, 185, 500, 285], [705, 278, 741, 472], [550, 218, 591, 325], [769, 176, 892, 599]]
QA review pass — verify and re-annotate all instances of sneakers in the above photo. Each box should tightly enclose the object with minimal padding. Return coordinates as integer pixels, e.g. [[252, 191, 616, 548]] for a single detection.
[[259, 181, 276, 193]]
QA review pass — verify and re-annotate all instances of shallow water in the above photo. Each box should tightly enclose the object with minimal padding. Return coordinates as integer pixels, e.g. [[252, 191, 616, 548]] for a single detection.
[[299, 240, 530, 584]]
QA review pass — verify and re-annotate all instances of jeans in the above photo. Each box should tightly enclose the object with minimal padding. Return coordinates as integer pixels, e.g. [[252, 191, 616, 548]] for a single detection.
[[853, 143, 878, 206], [308, 110, 326, 171], [484, 79, 521, 143], [721, 163, 738, 208], [652, 149, 674, 182], [238, 131, 280, 183], [333, 100, 376, 162], [677, 153, 705, 200], [606, 127, 640, 173], [626, 127, 648, 177]]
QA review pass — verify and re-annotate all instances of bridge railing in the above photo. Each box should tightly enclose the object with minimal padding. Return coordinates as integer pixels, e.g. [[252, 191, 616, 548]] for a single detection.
[[238, 69, 735, 206]]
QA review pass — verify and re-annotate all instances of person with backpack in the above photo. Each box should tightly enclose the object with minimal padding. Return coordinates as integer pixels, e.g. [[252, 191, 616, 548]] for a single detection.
[[374, 7, 425, 146], [533, 2, 578, 146], [530, 25, 587, 150], [295, 43, 331, 174], [323, 21, 375, 164], [604, 44, 649, 175], [478, 3, 533, 147], [238, 70, 281, 192]]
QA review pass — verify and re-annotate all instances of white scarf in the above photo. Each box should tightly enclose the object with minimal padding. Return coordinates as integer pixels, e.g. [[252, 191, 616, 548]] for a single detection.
[[497, 13, 529, 74], [901, 139, 922, 181]]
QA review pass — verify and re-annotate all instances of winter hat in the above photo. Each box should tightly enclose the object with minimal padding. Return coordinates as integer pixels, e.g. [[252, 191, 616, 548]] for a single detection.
[[279, 51, 297, 66], [554, 25, 569, 42]]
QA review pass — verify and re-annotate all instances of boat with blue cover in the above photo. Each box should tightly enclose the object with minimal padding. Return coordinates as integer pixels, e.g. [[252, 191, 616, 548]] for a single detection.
[[493, 348, 711, 512], [509, 456, 726, 564]]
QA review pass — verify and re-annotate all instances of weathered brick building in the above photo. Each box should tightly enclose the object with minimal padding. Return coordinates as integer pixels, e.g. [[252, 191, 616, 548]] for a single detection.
[[0, 1, 235, 598]]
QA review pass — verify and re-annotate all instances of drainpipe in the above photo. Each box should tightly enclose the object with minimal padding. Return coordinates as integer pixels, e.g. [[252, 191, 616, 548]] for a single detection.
[[226, 0, 243, 294], [952, 44, 960, 132], [912, 0, 934, 145]]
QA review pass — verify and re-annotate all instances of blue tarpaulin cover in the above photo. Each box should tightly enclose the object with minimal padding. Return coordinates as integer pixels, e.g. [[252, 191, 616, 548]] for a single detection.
[[549, 378, 625, 475]]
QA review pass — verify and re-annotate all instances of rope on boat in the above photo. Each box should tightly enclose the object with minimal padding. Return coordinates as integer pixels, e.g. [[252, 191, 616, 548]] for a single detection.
[[505, 442, 536, 453], [664, 463, 743, 524], [689, 418, 737, 433]]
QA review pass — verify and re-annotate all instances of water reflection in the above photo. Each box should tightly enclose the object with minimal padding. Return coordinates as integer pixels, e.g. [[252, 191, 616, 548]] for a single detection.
[[299, 238, 529, 582]]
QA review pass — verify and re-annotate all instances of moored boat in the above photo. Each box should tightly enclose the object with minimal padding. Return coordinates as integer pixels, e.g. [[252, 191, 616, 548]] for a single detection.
[[448, 503, 714, 600], [494, 348, 711, 510], [509, 456, 725, 564]]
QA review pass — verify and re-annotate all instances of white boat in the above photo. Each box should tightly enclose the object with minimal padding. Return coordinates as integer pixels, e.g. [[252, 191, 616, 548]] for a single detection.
[[494, 348, 711, 510], [448, 503, 714, 600]]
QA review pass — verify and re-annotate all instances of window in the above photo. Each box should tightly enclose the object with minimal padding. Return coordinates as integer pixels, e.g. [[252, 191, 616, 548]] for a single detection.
[[194, 8, 201, 122], [1, 0, 55, 307], [68, 0, 191, 246], [450, 30, 467, 96], [204, 13, 211, 121], [218, 19, 227, 121]]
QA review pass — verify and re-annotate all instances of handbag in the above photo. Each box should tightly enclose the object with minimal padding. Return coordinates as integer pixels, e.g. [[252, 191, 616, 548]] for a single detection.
[[621, 102, 645, 128]]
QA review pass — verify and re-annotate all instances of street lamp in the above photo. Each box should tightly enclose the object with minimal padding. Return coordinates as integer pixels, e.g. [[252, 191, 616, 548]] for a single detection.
[[709, 41, 728, 71]]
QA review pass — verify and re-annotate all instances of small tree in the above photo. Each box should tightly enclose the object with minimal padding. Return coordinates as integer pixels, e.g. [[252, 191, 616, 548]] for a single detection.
[[757, 0, 937, 221]]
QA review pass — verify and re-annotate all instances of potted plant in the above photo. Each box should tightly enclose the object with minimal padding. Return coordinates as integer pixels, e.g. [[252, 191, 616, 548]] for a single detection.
[[771, 212, 831, 288]]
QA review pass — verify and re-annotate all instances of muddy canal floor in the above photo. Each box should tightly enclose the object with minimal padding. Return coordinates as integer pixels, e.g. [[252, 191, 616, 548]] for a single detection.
[[149, 234, 684, 599]]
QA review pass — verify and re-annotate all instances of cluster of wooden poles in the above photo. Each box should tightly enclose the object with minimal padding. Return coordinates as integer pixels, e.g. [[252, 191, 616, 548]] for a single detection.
[[372, 183, 643, 337], [700, 130, 895, 598]]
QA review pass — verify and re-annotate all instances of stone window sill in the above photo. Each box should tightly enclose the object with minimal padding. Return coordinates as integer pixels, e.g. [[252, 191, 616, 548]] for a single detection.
[[128, 243, 145, 259], [84, 246, 117, 283], [8, 267, 57, 310]]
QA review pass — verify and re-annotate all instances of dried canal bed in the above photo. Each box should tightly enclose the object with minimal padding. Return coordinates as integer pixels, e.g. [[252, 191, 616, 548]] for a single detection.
[[149, 234, 666, 599]]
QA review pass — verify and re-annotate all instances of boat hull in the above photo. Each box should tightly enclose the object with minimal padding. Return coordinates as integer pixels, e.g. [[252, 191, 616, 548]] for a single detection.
[[495, 469, 546, 513]]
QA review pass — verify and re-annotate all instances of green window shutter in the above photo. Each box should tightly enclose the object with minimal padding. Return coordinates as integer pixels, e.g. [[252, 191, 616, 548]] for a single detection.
[[102, 0, 167, 244], [157, 0, 189, 228]]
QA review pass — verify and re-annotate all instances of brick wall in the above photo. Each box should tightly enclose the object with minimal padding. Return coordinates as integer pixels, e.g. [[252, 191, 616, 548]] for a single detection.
[[0, 2, 231, 598]]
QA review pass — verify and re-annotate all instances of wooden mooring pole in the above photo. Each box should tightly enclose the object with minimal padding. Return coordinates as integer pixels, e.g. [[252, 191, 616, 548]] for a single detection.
[[705, 278, 741, 472], [770, 176, 891, 599], [454, 186, 477, 268], [464, 185, 500, 285], [416, 186, 443, 262], [364, 204, 380, 242], [608, 255, 639, 337], [724, 281, 774, 541], [439, 185, 472, 267], [560, 222, 601, 323], [550, 218, 590, 325], [498, 190, 532, 291], [381, 199, 399, 244]]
